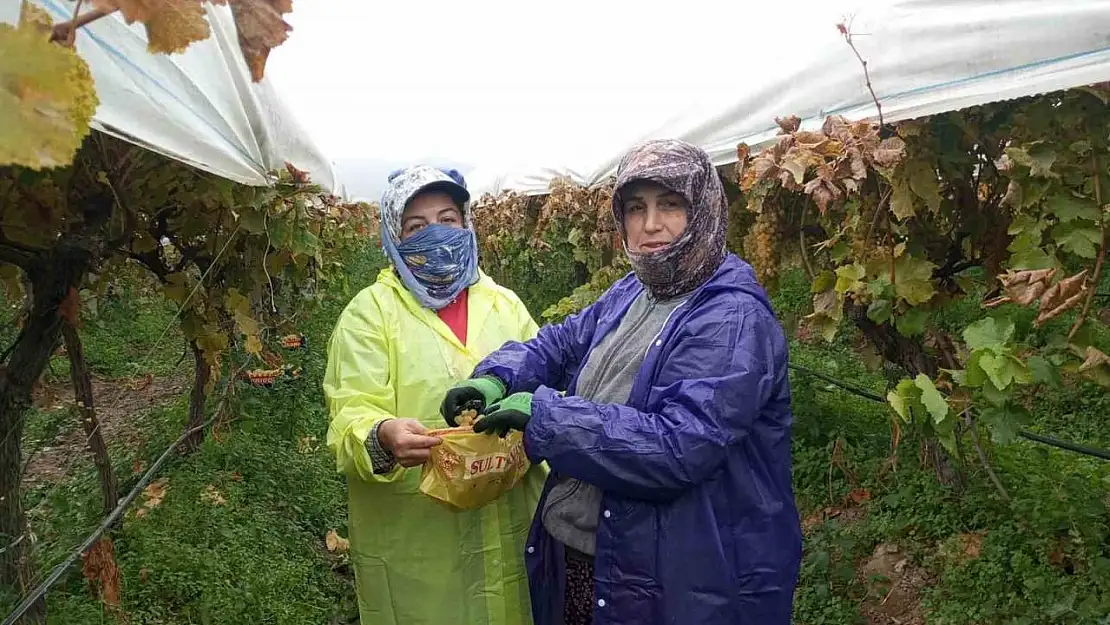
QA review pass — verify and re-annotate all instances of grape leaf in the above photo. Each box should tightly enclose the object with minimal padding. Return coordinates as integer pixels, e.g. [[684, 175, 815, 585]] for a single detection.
[[1078, 346, 1110, 373], [811, 270, 835, 293], [866, 299, 892, 324], [834, 263, 865, 295], [871, 137, 905, 170], [1026, 355, 1062, 388], [244, 334, 263, 355], [906, 159, 942, 212], [892, 255, 936, 305], [213, 0, 293, 82], [1051, 221, 1102, 259], [890, 179, 915, 220], [979, 404, 1027, 445], [1006, 144, 1058, 178], [1007, 246, 1057, 271], [91, 0, 212, 54], [0, 22, 98, 169], [887, 378, 920, 422], [963, 317, 1015, 352], [894, 307, 928, 337], [913, 374, 949, 424], [1046, 191, 1101, 223]]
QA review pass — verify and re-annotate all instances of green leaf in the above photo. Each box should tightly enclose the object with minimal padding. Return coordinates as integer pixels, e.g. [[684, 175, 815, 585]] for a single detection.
[[1007, 213, 1043, 237], [979, 404, 1029, 445], [237, 207, 267, 234], [895, 308, 928, 337], [834, 263, 866, 295], [906, 159, 942, 212], [892, 255, 937, 305], [829, 241, 851, 263], [1051, 221, 1102, 259], [980, 378, 1009, 406], [963, 317, 1015, 352], [976, 351, 1028, 391], [887, 390, 909, 421], [1007, 246, 1057, 271], [1020, 178, 1052, 208], [1046, 191, 1101, 222], [291, 226, 320, 257], [568, 227, 582, 246], [913, 374, 949, 424], [890, 179, 915, 220], [867, 299, 892, 324], [887, 378, 920, 422], [1006, 144, 1058, 178], [811, 270, 835, 293], [1026, 355, 1062, 388]]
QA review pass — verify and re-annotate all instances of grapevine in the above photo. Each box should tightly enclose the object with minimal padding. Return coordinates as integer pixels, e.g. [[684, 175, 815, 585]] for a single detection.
[[733, 85, 1110, 474]]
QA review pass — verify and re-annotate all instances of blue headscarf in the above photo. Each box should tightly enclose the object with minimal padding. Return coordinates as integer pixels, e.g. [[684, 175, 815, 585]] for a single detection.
[[379, 166, 479, 310]]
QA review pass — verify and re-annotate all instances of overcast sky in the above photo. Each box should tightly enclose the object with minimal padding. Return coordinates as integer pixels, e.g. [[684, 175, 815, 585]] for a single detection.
[[264, 0, 878, 182]]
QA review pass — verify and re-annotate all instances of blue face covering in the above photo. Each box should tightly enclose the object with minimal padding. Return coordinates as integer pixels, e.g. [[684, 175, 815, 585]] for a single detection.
[[381, 223, 479, 310]]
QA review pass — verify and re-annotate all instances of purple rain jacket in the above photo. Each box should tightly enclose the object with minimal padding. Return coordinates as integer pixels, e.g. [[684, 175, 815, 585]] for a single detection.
[[471, 254, 802, 625]]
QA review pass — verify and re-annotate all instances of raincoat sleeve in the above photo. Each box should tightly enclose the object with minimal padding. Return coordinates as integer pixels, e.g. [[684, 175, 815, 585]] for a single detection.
[[322, 293, 401, 483], [472, 298, 602, 394], [524, 295, 785, 503]]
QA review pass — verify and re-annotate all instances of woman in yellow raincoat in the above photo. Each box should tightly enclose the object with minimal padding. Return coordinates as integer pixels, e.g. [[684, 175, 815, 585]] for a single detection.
[[323, 165, 546, 625]]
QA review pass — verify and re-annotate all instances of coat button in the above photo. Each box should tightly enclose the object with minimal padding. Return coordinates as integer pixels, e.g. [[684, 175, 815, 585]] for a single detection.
[[603, 510, 611, 519], [654, 339, 662, 346], [527, 546, 535, 554], [598, 599, 606, 608]]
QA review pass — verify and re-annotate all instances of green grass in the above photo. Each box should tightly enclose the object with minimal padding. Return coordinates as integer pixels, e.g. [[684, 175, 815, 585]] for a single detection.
[[5, 257, 1110, 625]]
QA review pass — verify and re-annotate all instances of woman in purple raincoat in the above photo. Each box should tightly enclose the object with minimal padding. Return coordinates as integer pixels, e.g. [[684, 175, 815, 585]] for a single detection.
[[440, 139, 802, 625]]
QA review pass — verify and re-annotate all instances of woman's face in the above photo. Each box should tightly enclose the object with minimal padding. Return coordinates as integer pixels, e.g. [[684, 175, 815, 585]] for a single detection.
[[400, 190, 463, 240], [620, 180, 689, 253]]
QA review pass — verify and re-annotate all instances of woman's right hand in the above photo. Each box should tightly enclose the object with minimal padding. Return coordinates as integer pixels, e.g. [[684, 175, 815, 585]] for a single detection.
[[377, 419, 442, 467]]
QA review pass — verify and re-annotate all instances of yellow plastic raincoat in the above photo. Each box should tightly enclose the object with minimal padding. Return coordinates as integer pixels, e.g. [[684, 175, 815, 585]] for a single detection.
[[324, 267, 547, 625]]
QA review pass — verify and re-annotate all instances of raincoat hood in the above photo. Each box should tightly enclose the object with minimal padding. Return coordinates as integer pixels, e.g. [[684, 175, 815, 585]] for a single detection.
[[612, 139, 729, 300]]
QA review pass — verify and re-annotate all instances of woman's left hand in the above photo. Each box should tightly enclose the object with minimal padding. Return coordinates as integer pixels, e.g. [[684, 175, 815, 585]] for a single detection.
[[474, 392, 533, 438]]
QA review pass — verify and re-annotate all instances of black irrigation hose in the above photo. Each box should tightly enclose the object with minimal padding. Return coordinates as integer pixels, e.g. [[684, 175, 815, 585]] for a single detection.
[[787, 363, 1110, 463], [1, 417, 216, 625]]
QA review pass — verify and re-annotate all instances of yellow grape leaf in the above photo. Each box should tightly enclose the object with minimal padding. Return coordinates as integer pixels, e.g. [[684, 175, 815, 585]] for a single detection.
[[163, 272, 190, 305], [132, 230, 159, 254], [135, 477, 169, 517], [235, 310, 260, 336], [1078, 346, 1110, 373], [196, 323, 229, 364], [0, 22, 98, 169], [19, 1, 53, 33], [226, 288, 250, 315], [325, 529, 350, 553], [91, 0, 211, 54], [244, 333, 263, 355], [200, 484, 226, 506], [212, 0, 293, 82]]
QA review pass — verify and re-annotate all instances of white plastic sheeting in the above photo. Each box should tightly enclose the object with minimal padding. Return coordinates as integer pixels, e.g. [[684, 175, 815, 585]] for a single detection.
[[4, 0, 337, 191], [466, 0, 1110, 197]]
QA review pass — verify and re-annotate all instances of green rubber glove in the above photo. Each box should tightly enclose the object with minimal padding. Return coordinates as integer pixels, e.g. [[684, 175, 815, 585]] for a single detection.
[[474, 392, 533, 438], [440, 375, 506, 426]]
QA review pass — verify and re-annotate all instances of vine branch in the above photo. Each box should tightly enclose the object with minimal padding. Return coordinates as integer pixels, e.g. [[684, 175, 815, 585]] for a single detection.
[[49, 6, 112, 46], [837, 19, 884, 128]]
